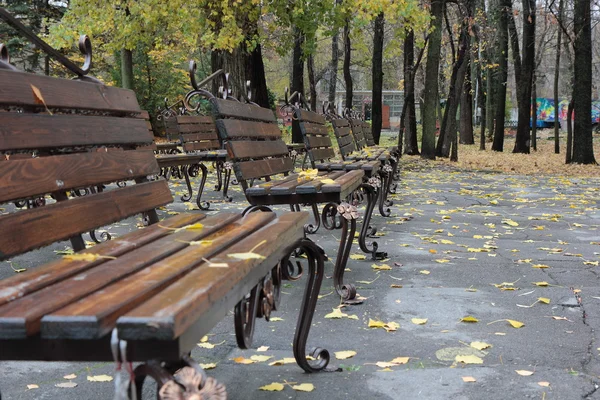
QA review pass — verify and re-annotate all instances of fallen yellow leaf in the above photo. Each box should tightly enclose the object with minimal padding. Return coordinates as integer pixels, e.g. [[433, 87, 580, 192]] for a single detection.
[[232, 357, 255, 364], [87, 375, 113, 382], [259, 382, 285, 391], [55, 382, 77, 388], [228, 252, 265, 260], [199, 363, 217, 370], [532, 264, 550, 269], [320, 178, 336, 184], [375, 361, 397, 368], [292, 383, 315, 392], [411, 318, 428, 325], [502, 219, 519, 227], [538, 381, 550, 387], [455, 355, 483, 364], [507, 319, 525, 328], [435, 259, 450, 263], [462, 376, 477, 382], [269, 317, 284, 322], [26, 384, 39, 390], [537, 297, 550, 304], [390, 284, 403, 288], [63, 374, 77, 380], [62, 253, 116, 262], [390, 357, 410, 364], [533, 281, 549, 286], [461, 316, 479, 323], [371, 263, 392, 270], [470, 341, 491, 350], [335, 350, 357, 360], [515, 370, 534, 376], [257, 346, 269, 352], [250, 355, 273, 362], [420, 270, 431, 275], [350, 254, 367, 260], [268, 358, 296, 366]]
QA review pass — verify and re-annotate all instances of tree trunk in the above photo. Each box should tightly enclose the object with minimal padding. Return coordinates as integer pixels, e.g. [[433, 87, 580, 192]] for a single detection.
[[292, 26, 305, 143], [371, 13, 385, 145], [553, 0, 563, 154], [531, 75, 537, 150], [329, 30, 339, 104], [485, 64, 495, 142], [571, 0, 595, 164], [211, 47, 247, 100], [307, 53, 317, 111], [492, 0, 509, 152], [248, 43, 270, 108], [421, 0, 444, 160], [513, 0, 535, 153], [566, 100, 574, 163], [121, 48, 134, 90], [437, 21, 470, 158], [460, 53, 474, 144], [403, 30, 419, 155], [343, 20, 353, 110]]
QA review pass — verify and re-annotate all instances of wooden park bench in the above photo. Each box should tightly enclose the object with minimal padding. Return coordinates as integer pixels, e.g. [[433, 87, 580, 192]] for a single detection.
[[211, 90, 383, 301], [280, 96, 389, 259], [0, 30, 332, 399], [155, 113, 232, 210]]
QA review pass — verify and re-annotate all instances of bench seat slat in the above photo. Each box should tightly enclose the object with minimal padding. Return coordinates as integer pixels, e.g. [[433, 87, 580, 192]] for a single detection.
[[321, 169, 364, 197], [295, 171, 346, 194], [0, 213, 206, 308], [310, 147, 336, 162], [296, 109, 327, 125], [41, 212, 276, 339], [0, 150, 159, 204], [0, 213, 241, 338], [117, 212, 308, 340], [268, 171, 331, 195], [0, 180, 173, 261], [0, 70, 140, 113], [180, 132, 218, 142], [0, 114, 152, 152], [183, 141, 221, 152], [302, 123, 329, 136], [176, 115, 213, 124]]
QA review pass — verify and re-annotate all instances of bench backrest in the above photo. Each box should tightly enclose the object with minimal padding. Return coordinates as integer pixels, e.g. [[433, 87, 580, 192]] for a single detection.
[[348, 118, 367, 149], [175, 115, 220, 152], [363, 121, 376, 146], [330, 118, 356, 160], [0, 69, 171, 261], [213, 99, 290, 190], [293, 107, 335, 167]]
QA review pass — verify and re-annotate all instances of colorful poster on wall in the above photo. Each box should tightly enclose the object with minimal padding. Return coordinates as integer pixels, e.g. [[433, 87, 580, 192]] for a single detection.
[[533, 99, 599, 124]]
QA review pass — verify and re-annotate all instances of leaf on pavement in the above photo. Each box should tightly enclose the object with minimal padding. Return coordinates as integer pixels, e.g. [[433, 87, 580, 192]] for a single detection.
[[292, 383, 315, 392], [232, 356, 255, 364], [250, 355, 273, 362], [411, 318, 428, 325], [26, 384, 39, 390], [335, 350, 357, 360], [515, 370, 534, 376], [460, 316, 479, 323], [55, 382, 77, 388], [470, 342, 491, 350], [259, 382, 285, 391], [462, 376, 477, 382], [87, 375, 113, 382], [455, 355, 483, 364]]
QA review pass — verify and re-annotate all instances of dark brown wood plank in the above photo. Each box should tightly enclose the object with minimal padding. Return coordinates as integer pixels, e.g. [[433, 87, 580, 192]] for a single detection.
[[332, 119, 350, 128], [0, 180, 173, 261], [178, 124, 217, 134], [269, 170, 329, 195], [227, 140, 289, 159], [0, 150, 159, 204], [302, 123, 329, 136], [295, 171, 345, 194], [176, 115, 213, 124], [244, 174, 300, 196], [309, 147, 335, 162], [216, 119, 281, 140], [321, 169, 364, 195], [235, 157, 294, 180], [42, 212, 276, 339], [0, 114, 152, 152], [0, 213, 206, 308], [183, 141, 220, 152], [117, 211, 308, 340], [180, 133, 218, 143], [213, 99, 276, 122], [306, 135, 332, 149], [0, 70, 140, 113], [336, 132, 355, 148], [296, 109, 327, 125], [156, 154, 204, 168], [0, 213, 241, 338]]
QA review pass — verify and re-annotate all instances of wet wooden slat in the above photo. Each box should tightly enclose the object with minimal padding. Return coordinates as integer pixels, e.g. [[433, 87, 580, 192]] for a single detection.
[[42, 212, 276, 339], [306, 135, 332, 149], [183, 141, 220, 152], [295, 171, 346, 194], [213, 98, 276, 122], [227, 140, 289, 159], [0, 213, 241, 338], [216, 119, 281, 140], [309, 148, 335, 162], [0, 180, 173, 261], [321, 169, 364, 196], [295, 109, 327, 125], [234, 157, 294, 181], [0, 150, 159, 204], [176, 115, 213, 124], [0, 70, 140, 112], [0, 114, 152, 152], [117, 212, 308, 340], [0, 213, 206, 307]]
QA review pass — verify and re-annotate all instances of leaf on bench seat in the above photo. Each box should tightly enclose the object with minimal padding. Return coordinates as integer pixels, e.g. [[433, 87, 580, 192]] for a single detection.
[[320, 178, 336, 185], [227, 239, 267, 260], [62, 253, 117, 262], [159, 222, 204, 232], [297, 168, 319, 182]]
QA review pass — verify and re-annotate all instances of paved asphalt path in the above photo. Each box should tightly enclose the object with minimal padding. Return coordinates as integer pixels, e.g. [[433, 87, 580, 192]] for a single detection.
[[2, 156, 600, 399]]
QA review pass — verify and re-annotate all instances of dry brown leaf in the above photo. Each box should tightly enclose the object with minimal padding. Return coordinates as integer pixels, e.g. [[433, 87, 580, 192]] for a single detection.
[[232, 356, 255, 364]]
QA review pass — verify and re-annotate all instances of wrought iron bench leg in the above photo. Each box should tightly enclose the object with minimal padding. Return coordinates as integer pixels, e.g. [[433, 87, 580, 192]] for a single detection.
[[356, 183, 387, 260], [214, 160, 224, 191], [195, 163, 210, 210], [322, 202, 357, 302], [180, 165, 194, 202], [222, 163, 233, 202]]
